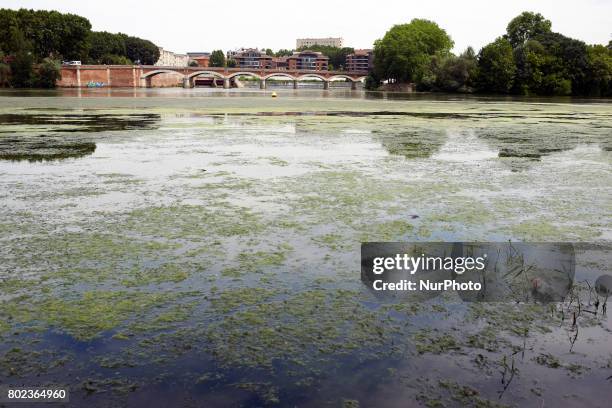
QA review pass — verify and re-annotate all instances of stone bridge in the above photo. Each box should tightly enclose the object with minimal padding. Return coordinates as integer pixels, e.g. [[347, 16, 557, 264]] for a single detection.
[[57, 65, 368, 89]]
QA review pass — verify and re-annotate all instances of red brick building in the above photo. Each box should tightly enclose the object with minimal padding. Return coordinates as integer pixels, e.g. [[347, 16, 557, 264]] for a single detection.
[[346, 49, 373, 73], [187, 52, 211, 67], [192, 56, 210, 67], [271, 57, 288, 70], [286, 51, 329, 71], [232, 49, 273, 69]]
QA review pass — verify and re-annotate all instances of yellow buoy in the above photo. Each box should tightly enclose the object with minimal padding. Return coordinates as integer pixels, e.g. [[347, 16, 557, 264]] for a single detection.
[[271, 92, 277, 98]]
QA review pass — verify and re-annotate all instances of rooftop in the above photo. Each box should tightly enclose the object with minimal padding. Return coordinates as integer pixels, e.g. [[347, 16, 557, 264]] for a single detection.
[[289, 50, 329, 59], [351, 49, 373, 56]]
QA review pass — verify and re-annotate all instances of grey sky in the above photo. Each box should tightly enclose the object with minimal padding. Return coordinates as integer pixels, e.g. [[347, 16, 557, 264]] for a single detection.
[[5, 0, 611, 54]]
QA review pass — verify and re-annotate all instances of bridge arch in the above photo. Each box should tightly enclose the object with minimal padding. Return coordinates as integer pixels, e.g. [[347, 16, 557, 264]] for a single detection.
[[328, 74, 366, 83], [227, 71, 263, 80], [140, 69, 186, 79], [187, 70, 226, 80], [296, 73, 328, 81], [263, 73, 297, 81]]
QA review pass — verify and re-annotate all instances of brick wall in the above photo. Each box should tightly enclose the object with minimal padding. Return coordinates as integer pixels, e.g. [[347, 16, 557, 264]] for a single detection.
[[150, 72, 183, 87], [58, 66, 138, 87], [58, 66, 184, 88]]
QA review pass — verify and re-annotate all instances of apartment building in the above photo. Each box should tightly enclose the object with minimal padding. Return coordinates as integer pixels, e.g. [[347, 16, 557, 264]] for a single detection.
[[296, 37, 343, 49], [155, 47, 188, 67], [232, 49, 273, 69], [187, 52, 211, 67], [345, 49, 373, 72], [287, 51, 329, 71]]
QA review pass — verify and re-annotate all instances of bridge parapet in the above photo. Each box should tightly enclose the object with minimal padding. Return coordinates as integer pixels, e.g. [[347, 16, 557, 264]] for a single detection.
[[58, 65, 368, 88]]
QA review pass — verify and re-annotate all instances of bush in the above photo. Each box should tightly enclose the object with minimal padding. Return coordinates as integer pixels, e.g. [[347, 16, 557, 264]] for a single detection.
[[100, 54, 131, 65], [35, 58, 61, 88], [364, 72, 379, 90], [0, 51, 9, 87], [9, 51, 34, 88]]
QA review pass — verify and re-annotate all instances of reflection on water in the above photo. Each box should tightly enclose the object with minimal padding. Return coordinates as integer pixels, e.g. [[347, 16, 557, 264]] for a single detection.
[[0, 140, 96, 162], [0, 113, 160, 162], [0, 113, 160, 132], [0, 93, 610, 407]]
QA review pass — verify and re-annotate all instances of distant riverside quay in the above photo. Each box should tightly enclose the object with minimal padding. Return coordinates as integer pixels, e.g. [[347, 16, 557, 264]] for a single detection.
[[57, 65, 368, 89]]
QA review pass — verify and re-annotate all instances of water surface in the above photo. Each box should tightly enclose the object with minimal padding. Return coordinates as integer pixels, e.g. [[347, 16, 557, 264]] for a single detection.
[[1, 89, 611, 407]]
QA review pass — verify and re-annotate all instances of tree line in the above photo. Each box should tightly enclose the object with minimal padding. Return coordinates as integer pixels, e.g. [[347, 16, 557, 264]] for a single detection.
[[0, 8, 159, 88], [368, 12, 612, 96]]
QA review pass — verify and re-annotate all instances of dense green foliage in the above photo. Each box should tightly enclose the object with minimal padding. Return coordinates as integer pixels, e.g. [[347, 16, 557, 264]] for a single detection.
[[209, 50, 225, 67], [506, 12, 552, 48], [488, 11, 611, 96], [369, 11, 611, 96], [87, 31, 126, 63], [372, 19, 453, 84], [0, 8, 90, 60], [297, 45, 354, 70], [35, 58, 62, 88], [0, 52, 9, 86], [476, 37, 516, 93], [584, 45, 612, 96], [123, 35, 159, 65], [86, 32, 158, 65], [274, 49, 293, 57], [0, 8, 159, 87], [420, 47, 478, 92], [9, 49, 35, 88]]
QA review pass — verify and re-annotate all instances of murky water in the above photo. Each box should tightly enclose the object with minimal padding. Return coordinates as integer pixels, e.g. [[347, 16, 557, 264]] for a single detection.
[[1, 89, 611, 407]]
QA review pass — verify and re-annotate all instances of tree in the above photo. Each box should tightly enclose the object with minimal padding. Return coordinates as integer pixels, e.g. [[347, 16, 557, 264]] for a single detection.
[[535, 31, 589, 95], [584, 45, 612, 96], [10, 50, 34, 88], [427, 47, 478, 92], [506, 12, 551, 48], [87, 31, 127, 63], [265, 48, 274, 56], [209, 50, 225, 67], [7, 26, 34, 88], [35, 58, 61, 88], [123, 35, 159, 65], [0, 9, 21, 53], [0, 9, 90, 60], [54, 11, 91, 60], [512, 39, 546, 94], [100, 54, 131, 65], [275, 49, 293, 57], [86, 32, 159, 65], [364, 70, 381, 90], [0, 51, 10, 87], [476, 37, 516, 93], [373, 19, 453, 83], [226, 58, 237, 68]]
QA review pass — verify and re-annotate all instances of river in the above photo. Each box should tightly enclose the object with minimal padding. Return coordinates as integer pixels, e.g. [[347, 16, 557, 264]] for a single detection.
[[0, 88, 611, 407]]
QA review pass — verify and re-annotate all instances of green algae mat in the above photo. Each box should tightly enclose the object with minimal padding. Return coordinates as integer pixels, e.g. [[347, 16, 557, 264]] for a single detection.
[[0, 89, 611, 407]]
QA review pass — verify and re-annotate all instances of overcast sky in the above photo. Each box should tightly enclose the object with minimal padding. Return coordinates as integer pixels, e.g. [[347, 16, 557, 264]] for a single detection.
[[5, 0, 611, 54]]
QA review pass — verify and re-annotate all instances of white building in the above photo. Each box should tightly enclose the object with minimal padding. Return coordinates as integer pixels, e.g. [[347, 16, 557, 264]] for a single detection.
[[155, 47, 189, 67], [296, 37, 344, 49]]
